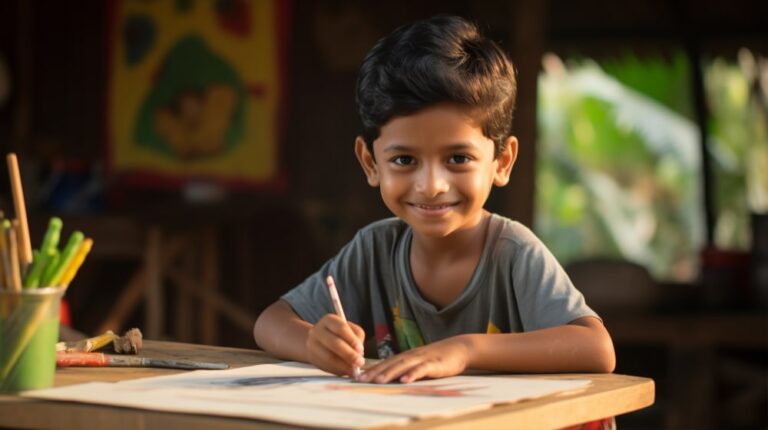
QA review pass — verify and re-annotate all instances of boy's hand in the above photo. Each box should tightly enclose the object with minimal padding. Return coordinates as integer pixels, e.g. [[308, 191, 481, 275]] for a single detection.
[[306, 314, 366, 378], [359, 336, 470, 384]]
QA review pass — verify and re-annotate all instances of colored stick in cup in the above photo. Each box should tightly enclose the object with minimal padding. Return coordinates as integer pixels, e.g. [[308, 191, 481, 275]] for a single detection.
[[41, 231, 83, 288], [60, 238, 93, 290], [4, 221, 22, 292], [6, 154, 33, 271]]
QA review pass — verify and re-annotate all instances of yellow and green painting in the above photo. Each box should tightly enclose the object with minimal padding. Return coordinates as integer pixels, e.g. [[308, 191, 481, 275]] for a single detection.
[[108, 0, 288, 187]]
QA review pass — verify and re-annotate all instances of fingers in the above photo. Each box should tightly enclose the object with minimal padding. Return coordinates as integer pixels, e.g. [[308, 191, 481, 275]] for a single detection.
[[359, 341, 466, 384], [398, 361, 431, 384], [349, 322, 366, 345], [307, 336, 360, 376], [360, 354, 427, 384], [307, 315, 365, 377], [324, 316, 364, 356]]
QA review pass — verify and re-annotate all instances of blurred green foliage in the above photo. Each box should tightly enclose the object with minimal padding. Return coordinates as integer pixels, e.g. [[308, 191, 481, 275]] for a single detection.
[[535, 51, 767, 282], [705, 50, 768, 249]]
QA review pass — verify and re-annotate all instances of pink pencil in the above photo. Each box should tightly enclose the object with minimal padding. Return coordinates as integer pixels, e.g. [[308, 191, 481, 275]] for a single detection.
[[325, 275, 362, 381]]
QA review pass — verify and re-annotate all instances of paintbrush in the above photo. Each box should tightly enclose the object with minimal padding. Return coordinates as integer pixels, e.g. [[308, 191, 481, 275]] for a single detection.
[[56, 352, 229, 370]]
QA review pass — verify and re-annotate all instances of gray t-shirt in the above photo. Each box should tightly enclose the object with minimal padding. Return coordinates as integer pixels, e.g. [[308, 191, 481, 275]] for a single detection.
[[282, 213, 597, 359]]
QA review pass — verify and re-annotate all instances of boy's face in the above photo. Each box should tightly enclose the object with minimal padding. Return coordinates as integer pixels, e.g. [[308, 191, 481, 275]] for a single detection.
[[355, 103, 517, 238]]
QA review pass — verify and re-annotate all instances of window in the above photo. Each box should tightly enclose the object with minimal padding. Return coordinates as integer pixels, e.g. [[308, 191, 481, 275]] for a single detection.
[[535, 49, 767, 282]]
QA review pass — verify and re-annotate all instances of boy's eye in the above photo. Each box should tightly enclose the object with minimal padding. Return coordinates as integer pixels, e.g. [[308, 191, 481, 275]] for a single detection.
[[391, 155, 415, 166], [448, 155, 471, 164]]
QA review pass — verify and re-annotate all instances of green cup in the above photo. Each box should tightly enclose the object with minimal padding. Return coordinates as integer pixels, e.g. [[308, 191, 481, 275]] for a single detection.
[[0, 287, 64, 393]]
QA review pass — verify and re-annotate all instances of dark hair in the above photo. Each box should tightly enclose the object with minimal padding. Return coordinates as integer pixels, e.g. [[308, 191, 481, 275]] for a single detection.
[[355, 15, 517, 157]]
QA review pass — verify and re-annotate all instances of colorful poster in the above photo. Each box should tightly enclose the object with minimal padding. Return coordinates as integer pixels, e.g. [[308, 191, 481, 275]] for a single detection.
[[107, 0, 289, 188]]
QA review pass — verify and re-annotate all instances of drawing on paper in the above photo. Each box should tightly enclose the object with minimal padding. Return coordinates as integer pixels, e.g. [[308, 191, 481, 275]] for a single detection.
[[182, 376, 479, 397], [218, 376, 338, 387], [324, 383, 479, 397]]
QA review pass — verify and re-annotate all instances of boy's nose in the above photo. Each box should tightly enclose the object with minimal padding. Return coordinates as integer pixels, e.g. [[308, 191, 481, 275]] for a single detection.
[[414, 165, 450, 197]]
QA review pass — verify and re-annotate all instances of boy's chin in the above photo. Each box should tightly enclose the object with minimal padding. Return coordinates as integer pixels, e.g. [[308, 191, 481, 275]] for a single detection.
[[406, 219, 462, 238], [404, 211, 488, 239]]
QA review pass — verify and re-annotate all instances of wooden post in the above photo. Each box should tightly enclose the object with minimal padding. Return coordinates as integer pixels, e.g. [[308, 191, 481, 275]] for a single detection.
[[200, 227, 219, 345], [489, 0, 547, 227], [175, 234, 193, 343], [145, 227, 163, 339]]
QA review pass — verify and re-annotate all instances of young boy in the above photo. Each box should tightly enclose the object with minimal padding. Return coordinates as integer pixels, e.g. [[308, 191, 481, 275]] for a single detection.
[[254, 15, 615, 384]]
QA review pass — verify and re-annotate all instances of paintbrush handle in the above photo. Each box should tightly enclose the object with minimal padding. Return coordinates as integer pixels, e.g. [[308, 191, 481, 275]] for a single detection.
[[56, 352, 111, 367], [56, 352, 229, 370], [107, 356, 229, 370], [56, 352, 143, 367]]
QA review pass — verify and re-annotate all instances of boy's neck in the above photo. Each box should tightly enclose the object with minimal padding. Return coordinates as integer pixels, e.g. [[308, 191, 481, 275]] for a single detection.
[[408, 211, 492, 309]]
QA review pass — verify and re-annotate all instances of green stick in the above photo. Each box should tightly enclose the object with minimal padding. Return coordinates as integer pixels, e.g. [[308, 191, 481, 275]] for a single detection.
[[23, 249, 56, 289], [39, 217, 62, 253], [41, 231, 83, 288], [24, 217, 64, 288]]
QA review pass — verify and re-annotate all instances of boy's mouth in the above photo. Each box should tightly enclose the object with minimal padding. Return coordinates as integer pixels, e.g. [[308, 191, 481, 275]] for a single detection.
[[413, 203, 453, 209], [408, 202, 457, 216]]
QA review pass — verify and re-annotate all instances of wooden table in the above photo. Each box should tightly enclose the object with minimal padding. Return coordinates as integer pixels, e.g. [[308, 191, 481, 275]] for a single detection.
[[0, 341, 655, 429]]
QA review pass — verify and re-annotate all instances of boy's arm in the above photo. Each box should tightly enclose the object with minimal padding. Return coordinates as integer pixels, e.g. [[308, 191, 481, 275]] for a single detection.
[[253, 300, 312, 362], [359, 316, 615, 384], [467, 316, 615, 372]]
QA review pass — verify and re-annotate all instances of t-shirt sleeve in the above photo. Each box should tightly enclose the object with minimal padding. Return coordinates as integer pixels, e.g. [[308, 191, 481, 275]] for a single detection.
[[280, 229, 371, 327], [510, 235, 598, 331]]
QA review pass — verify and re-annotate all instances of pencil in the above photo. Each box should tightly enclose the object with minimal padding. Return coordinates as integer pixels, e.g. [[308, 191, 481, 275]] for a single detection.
[[325, 275, 362, 381], [6, 153, 33, 271]]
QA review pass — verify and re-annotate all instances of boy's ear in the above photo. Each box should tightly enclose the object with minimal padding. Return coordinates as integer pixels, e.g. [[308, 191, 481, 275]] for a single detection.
[[354, 136, 380, 187], [493, 136, 518, 187]]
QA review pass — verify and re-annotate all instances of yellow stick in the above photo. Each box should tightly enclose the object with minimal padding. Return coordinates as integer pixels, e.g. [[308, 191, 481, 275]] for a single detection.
[[6, 154, 33, 270], [11, 219, 23, 261], [60, 238, 93, 289], [6, 225, 22, 292], [0, 245, 5, 290], [0, 223, 11, 290], [0, 212, 4, 291]]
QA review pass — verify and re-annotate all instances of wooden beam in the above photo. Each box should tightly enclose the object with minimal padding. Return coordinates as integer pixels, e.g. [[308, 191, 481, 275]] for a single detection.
[[491, 0, 547, 227]]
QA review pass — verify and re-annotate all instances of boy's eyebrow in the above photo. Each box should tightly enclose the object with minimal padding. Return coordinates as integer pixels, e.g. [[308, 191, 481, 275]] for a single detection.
[[443, 143, 478, 151], [381, 143, 412, 153], [381, 142, 478, 152]]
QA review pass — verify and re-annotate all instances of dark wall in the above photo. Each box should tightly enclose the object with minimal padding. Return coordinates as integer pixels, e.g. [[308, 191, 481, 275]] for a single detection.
[[0, 1, 107, 160]]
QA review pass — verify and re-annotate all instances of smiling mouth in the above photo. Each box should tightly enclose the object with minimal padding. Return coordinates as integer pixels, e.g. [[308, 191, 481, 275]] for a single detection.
[[412, 203, 455, 210], [408, 203, 458, 216]]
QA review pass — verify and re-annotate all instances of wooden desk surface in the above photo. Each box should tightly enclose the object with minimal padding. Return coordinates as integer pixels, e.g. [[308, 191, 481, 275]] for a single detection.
[[0, 341, 654, 430]]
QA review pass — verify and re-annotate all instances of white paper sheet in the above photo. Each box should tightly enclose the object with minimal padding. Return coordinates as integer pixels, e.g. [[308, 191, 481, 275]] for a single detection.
[[24, 362, 591, 428]]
